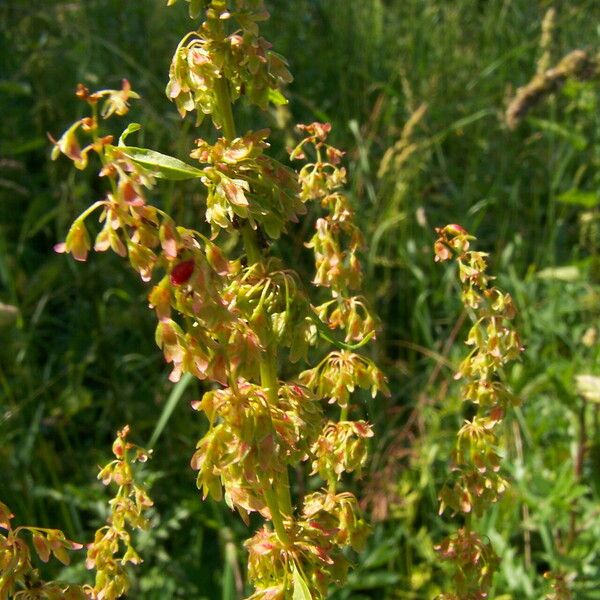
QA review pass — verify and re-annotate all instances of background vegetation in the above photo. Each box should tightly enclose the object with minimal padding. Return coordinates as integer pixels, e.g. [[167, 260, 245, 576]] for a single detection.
[[1, 0, 599, 597]]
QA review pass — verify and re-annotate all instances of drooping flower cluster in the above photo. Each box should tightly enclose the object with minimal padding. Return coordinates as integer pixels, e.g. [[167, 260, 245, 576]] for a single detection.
[[310, 420, 373, 485], [0, 502, 84, 600], [190, 130, 303, 238], [191, 381, 323, 521], [51, 1, 387, 597], [291, 124, 365, 295], [433, 224, 524, 599], [434, 527, 499, 600], [245, 491, 369, 599], [48, 81, 139, 171], [300, 350, 386, 409]]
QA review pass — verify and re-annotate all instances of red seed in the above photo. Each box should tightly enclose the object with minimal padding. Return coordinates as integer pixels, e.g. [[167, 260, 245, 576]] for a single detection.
[[170, 259, 195, 285]]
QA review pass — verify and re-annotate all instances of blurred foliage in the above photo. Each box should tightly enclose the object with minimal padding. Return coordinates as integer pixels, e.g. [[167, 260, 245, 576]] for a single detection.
[[0, 0, 599, 598]]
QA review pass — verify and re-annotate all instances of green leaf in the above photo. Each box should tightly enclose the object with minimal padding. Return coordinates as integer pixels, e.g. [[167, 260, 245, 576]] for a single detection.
[[119, 146, 205, 180], [147, 373, 194, 448], [557, 188, 599, 208], [0, 80, 31, 96], [118, 123, 142, 146], [292, 564, 312, 600], [345, 571, 402, 589], [0, 137, 46, 155]]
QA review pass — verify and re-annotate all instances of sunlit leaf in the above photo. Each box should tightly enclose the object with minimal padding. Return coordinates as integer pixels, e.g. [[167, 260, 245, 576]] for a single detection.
[[292, 564, 312, 600], [119, 146, 204, 180]]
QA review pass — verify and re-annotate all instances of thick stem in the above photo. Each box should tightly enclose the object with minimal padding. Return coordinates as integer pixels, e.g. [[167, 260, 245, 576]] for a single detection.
[[328, 478, 337, 495], [277, 469, 293, 517], [214, 76, 237, 141], [214, 67, 293, 541], [259, 343, 294, 518]]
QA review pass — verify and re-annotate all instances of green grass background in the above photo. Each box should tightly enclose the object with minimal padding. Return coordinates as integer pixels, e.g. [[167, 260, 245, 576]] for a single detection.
[[1, 0, 599, 597]]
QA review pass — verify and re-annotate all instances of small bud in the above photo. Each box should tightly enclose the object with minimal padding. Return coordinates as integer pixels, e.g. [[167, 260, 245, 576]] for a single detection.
[[205, 243, 230, 275], [112, 437, 126, 458]]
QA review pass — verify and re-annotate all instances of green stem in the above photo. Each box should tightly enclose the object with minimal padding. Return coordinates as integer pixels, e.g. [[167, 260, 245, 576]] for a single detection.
[[214, 66, 294, 542], [278, 468, 293, 516], [214, 76, 237, 141], [75, 200, 108, 223], [312, 316, 375, 351], [328, 478, 337, 495], [260, 475, 290, 545], [340, 405, 349, 422], [259, 348, 294, 518], [90, 103, 118, 197]]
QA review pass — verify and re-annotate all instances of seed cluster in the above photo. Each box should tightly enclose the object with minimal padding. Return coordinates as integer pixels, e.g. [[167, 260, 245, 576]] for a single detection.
[[434, 224, 524, 599]]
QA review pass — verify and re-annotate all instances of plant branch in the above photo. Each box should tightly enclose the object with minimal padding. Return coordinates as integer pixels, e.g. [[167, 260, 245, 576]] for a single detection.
[[213, 64, 293, 542]]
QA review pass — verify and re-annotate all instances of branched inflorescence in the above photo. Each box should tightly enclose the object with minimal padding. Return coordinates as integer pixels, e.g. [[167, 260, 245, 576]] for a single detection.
[[49, 1, 387, 597], [86, 426, 153, 599], [0, 502, 84, 600], [433, 225, 524, 599], [0, 427, 152, 600]]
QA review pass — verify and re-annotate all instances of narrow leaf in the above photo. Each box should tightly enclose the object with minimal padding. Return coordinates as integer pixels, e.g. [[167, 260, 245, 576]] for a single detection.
[[148, 372, 194, 448], [119, 146, 205, 180], [528, 117, 588, 150]]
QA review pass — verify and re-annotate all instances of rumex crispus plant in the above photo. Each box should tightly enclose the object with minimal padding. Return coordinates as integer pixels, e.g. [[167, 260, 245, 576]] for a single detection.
[[47, 1, 387, 598]]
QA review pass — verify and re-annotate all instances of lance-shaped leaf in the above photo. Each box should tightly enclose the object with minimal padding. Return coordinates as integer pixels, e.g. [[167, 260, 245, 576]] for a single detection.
[[118, 146, 205, 180]]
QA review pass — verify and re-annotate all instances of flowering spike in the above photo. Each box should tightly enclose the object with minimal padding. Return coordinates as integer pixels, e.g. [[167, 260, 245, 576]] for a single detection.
[[433, 225, 524, 599], [85, 426, 153, 599]]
